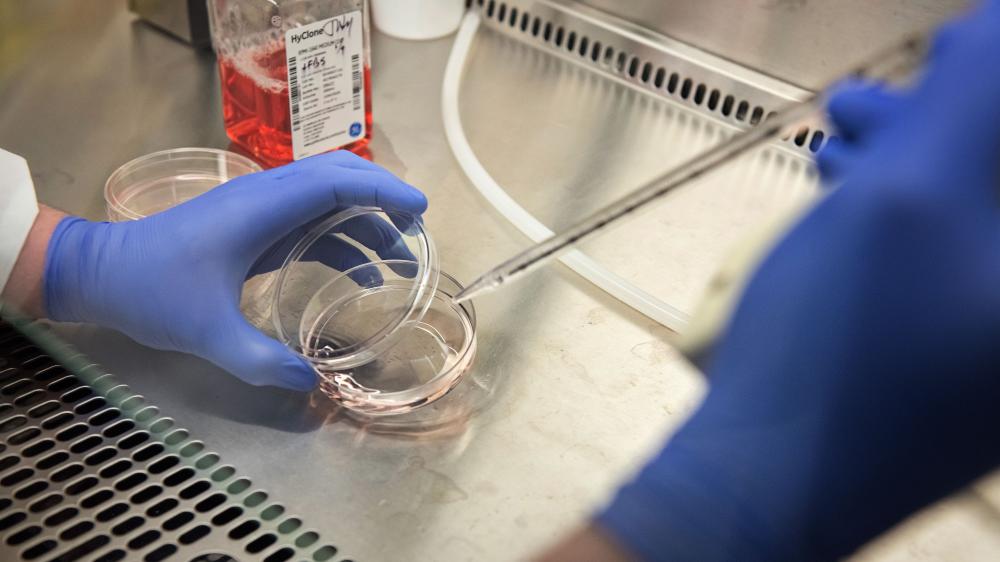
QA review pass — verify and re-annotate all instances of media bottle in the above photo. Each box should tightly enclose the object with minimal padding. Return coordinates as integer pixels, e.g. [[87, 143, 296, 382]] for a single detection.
[[208, 0, 372, 167]]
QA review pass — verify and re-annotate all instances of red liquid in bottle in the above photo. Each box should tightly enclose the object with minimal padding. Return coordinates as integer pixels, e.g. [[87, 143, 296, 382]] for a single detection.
[[218, 45, 372, 168]]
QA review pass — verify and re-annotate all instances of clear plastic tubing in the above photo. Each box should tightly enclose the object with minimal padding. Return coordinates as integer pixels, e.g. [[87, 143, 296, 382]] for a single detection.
[[441, 12, 690, 331], [444, 12, 929, 325]]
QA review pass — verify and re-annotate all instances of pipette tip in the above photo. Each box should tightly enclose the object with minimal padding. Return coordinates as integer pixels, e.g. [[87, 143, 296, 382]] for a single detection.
[[451, 292, 473, 305], [451, 285, 481, 305], [452, 275, 501, 305]]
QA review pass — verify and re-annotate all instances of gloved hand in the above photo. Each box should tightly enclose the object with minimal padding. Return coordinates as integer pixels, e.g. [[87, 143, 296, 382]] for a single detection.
[[599, 1, 1000, 560], [45, 151, 427, 391]]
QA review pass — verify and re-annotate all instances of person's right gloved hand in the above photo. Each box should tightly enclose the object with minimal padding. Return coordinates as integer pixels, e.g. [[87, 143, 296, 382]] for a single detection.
[[44, 151, 427, 391], [598, 1, 1000, 560]]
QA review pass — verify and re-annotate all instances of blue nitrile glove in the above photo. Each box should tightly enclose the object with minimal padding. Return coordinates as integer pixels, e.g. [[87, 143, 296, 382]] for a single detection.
[[599, 2, 1000, 560], [44, 151, 427, 391]]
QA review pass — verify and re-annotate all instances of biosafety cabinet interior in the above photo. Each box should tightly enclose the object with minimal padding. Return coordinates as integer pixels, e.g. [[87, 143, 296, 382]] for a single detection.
[[1, 1, 985, 561]]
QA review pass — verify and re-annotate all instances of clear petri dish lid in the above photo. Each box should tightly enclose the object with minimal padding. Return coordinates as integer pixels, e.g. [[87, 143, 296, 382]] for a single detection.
[[314, 269, 477, 416], [104, 147, 261, 221], [270, 207, 440, 371]]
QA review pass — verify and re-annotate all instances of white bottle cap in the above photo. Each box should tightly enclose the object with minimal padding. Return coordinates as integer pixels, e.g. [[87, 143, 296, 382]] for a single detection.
[[371, 0, 465, 40]]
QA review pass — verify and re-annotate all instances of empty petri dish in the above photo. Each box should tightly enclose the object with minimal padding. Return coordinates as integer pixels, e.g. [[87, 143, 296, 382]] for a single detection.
[[105, 147, 261, 221], [266, 207, 477, 416], [105, 148, 281, 332], [312, 271, 477, 415]]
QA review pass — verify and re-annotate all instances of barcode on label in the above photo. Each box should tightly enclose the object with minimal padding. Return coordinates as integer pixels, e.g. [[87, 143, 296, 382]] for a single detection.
[[288, 56, 301, 131], [351, 53, 361, 111]]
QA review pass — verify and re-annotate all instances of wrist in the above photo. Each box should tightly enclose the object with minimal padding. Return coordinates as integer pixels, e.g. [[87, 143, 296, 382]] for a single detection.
[[597, 408, 810, 562], [538, 524, 634, 562], [1, 205, 69, 318], [44, 215, 107, 322], [599, 453, 784, 562]]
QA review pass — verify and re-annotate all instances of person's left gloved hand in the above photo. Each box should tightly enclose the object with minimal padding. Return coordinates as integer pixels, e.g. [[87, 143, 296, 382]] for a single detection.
[[44, 151, 427, 391]]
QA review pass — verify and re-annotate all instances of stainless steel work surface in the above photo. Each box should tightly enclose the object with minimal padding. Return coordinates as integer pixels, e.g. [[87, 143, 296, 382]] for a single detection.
[[3, 2, 1000, 561], [1, 4, 701, 560]]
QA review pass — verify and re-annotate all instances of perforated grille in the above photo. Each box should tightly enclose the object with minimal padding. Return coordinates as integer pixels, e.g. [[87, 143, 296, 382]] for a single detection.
[[0, 320, 349, 562], [467, 0, 831, 155]]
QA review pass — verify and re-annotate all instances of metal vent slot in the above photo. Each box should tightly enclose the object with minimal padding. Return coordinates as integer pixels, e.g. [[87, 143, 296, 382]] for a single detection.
[[0, 320, 347, 561], [467, 0, 832, 156]]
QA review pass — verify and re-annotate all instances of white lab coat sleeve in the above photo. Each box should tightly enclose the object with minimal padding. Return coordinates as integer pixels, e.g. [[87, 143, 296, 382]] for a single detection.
[[0, 149, 40, 292]]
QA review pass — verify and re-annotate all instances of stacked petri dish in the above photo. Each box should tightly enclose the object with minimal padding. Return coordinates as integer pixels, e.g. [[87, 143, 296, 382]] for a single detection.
[[104, 149, 477, 417], [105, 148, 262, 220], [265, 207, 478, 416]]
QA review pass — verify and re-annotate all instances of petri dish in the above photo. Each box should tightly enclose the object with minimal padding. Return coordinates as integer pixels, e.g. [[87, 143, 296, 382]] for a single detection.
[[106, 147, 277, 332], [313, 271, 477, 416], [105, 147, 261, 221], [103, 147, 478, 415], [267, 207, 477, 416], [270, 207, 440, 369]]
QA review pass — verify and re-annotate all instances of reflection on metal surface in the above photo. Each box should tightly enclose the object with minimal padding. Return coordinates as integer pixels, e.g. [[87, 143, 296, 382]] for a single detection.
[[455, 12, 929, 308], [459, 18, 822, 318], [471, 0, 829, 157], [14, 2, 1000, 560], [578, 0, 967, 90], [0, 319, 345, 561], [444, 13, 693, 328], [308, 353, 502, 442]]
